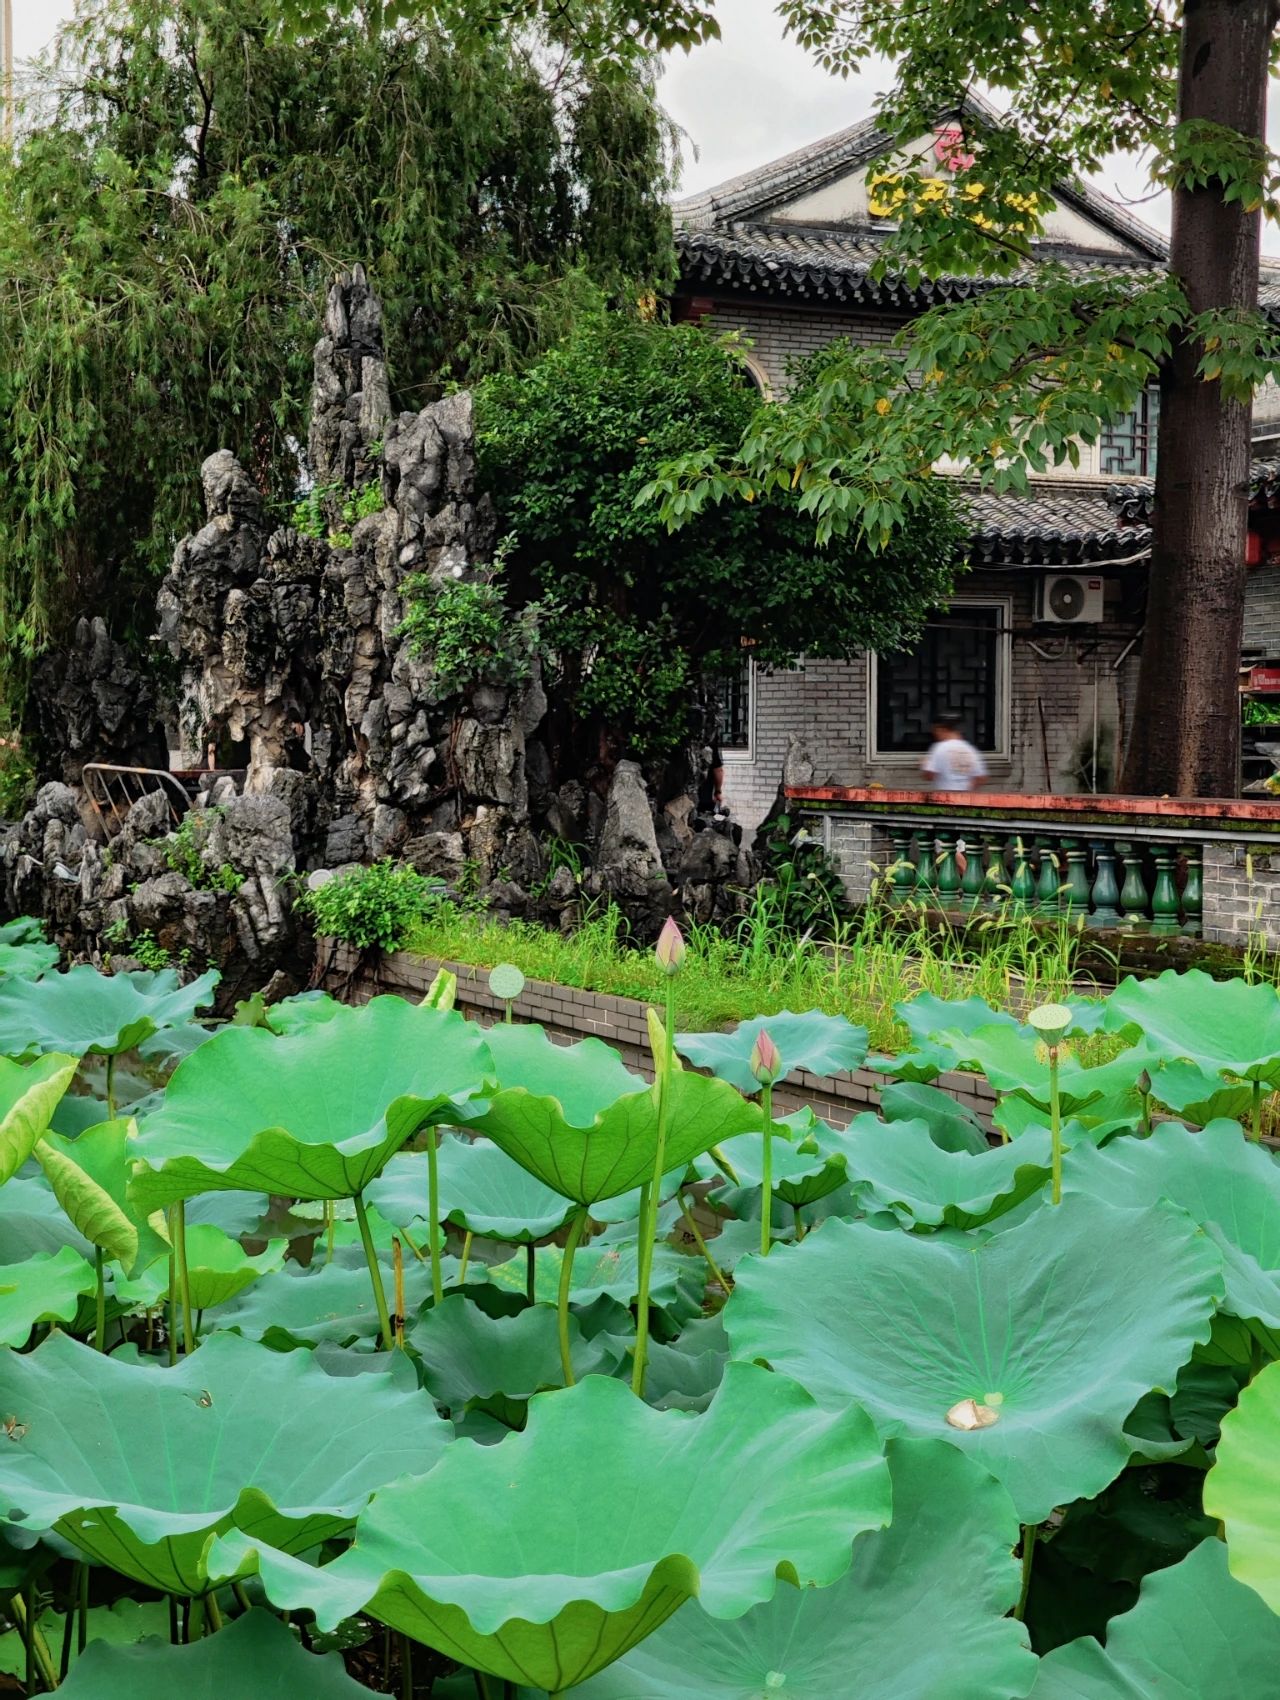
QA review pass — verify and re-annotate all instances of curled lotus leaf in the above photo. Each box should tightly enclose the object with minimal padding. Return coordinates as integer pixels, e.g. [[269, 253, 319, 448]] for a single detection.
[[217, 1256, 443, 1351], [1149, 1060, 1255, 1128], [0, 1245, 96, 1347], [571, 1438, 1034, 1700], [263, 990, 345, 1036], [933, 1022, 1150, 1115], [209, 1362, 891, 1693], [34, 1118, 170, 1275], [371, 1137, 577, 1242], [1030, 1538, 1280, 1697], [697, 1117, 851, 1209], [675, 1010, 867, 1093], [880, 1080, 990, 1154], [410, 1294, 624, 1410], [0, 938, 59, 981], [1063, 1120, 1280, 1333], [484, 1235, 705, 1321], [1105, 968, 1280, 1084], [470, 1024, 760, 1206], [113, 1224, 288, 1313], [129, 997, 496, 1209], [0, 966, 219, 1061], [872, 993, 1020, 1081], [57, 1607, 373, 1699], [839, 1112, 1055, 1229], [0, 1173, 93, 1261], [725, 1197, 1223, 1523], [1204, 1358, 1280, 1612], [0, 1052, 79, 1186], [0, 1329, 450, 1594]]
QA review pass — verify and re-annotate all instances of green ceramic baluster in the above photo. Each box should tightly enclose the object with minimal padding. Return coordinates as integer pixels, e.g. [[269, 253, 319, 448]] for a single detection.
[[982, 835, 1007, 905], [915, 831, 938, 898], [960, 834, 986, 906], [1089, 840, 1121, 927], [1181, 846, 1203, 936], [1117, 841, 1150, 929], [936, 829, 962, 909], [1009, 835, 1036, 912], [1060, 838, 1091, 919], [1035, 837, 1061, 915], [1150, 846, 1180, 935], [888, 828, 916, 904]]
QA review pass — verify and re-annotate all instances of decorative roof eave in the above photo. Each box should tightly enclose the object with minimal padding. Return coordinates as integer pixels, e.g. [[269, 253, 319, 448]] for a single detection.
[[962, 484, 1152, 566], [1107, 459, 1280, 523]]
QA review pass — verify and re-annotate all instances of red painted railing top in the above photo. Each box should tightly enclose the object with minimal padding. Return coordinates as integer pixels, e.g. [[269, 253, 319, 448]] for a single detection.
[[785, 786, 1280, 823]]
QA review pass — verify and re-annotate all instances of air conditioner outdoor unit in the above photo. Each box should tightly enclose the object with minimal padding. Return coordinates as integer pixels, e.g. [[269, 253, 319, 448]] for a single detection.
[[1035, 573, 1105, 624]]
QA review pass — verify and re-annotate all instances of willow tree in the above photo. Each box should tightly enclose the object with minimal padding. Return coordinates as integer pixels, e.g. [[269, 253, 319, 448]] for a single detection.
[[637, 0, 1280, 799], [0, 0, 675, 719]]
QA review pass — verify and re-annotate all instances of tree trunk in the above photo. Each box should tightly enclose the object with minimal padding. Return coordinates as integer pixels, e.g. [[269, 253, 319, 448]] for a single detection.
[[1119, 0, 1272, 798]]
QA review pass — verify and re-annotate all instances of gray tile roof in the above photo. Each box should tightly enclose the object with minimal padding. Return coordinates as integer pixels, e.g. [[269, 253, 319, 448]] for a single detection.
[[1107, 460, 1280, 523], [963, 483, 1150, 566]]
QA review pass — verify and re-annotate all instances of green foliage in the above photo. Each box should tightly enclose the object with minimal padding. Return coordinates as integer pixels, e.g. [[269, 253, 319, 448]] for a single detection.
[[292, 479, 385, 549], [399, 562, 541, 695], [757, 812, 850, 936], [0, 725, 36, 820], [0, 0, 675, 716], [153, 810, 243, 895], [478, 314, 964, 755], [299, 859, 445, 952]]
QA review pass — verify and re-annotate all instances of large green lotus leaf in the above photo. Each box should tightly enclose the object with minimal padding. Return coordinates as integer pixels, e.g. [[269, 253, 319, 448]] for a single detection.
[[57, 1608, 373, 1699], [217, 1256, 440, 1350], [371, 1137, 577, 1242], [0, 1329, 450, 1595], [1150, 1060, 1255, 1127], [568, 1438, 1034, 1700], [113, 1224, 288, 1312], [842, 1112, 1054, 1228], [0, 1172, 93, 1259], [0, 965, 219, 1060], [0, 915, 48, 946], [0, 1599, 169, 1680], [628, 1316, 729, 1413], [1204, 1357, 1280, 1611], [1030, 1538, 1280, 1697], [0, 1244, 96, 1346], [411, 1294, 624, 1410], [0, 1052, 79, 1184], [935, 1023, 1150, 1114], [880, 1080, 990, 1154], [872, 993, 1021, 1080], [210, 1362, 892, 1693], [992, 1094, 1135, 1145], [35, 1117, 168, 1274], [264, 990, 345, 1035], [1063, 1120, 1280, 1332], [674, 1011, 867, 1093], [725, 1197, 1223, 1523], [129, 997, 495, 1208], [1106, 968, 1280, 1084], [0, 938, 59, 980], [696, 1122, 851, 1209], [484, 1237, 704, 1321], [470, 1023, 759, 1206]]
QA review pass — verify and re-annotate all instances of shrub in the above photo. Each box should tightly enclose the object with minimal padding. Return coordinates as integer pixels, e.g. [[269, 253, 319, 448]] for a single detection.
[[300, 860, 445, 953]]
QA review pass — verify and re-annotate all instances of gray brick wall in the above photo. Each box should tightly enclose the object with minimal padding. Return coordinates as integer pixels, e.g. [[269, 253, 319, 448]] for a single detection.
[[704, 302, 910, 394], [1245, 566, 1280, 656], [1203, 842, 1280, 948]]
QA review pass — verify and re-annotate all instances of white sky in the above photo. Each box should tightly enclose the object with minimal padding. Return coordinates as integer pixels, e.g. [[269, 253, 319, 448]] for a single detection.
[[12, 0, 1280, 254]]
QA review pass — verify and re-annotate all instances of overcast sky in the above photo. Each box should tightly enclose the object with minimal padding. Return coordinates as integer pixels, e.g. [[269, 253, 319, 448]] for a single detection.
[[13, 0, 1280, 254]]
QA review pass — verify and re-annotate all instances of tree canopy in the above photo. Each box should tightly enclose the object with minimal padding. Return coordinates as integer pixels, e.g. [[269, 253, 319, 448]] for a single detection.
[[443, 315, 963, 761], [0, 0, 676, 712]]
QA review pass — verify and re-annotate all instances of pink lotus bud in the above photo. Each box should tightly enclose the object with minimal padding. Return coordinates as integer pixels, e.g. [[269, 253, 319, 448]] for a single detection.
[[655, 916, 685, 976], [750, 1027, 783, 1086]]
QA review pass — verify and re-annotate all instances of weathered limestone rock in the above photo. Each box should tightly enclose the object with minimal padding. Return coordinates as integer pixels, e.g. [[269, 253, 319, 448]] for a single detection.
[[27, 618, 167, 785]]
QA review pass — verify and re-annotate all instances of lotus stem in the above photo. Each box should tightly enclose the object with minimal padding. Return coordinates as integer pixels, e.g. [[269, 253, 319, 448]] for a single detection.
[[632, 977, 676, 1398], [13, 1582, 56, 1693], [169, 1594, 180, 1644], [793, 1204, 805, 1243], [230, 1581, 252, 1617], [172, 1202, 196, 1355], [393, 1237, 405, 1352], [167, 1249, 178, 1366], [400, 1632, 413, 1700], [426, 1126, 444, 1305], [760, 1080, 774, 1256], [525, 1242, 537, 1304], [78, 1555, 88, 1655], [679, 1190, 727, 1293], [60, 1563, 81, 1679], [1015, 1522, 1037, 1621], [204, 1590, 222, 1633], [105, 1053, 117, 1121], [458, 1229, 472, 1284], [1251, 1080, 1263, 1142], [1048, 1047, 1062, 1205], [187, 1593, 204, 1641], [353, 1192, 395, 1352], [557, 1207, 589, 1387], [93, 1247, 106, 1352], [324, 1200, 336, 1265]]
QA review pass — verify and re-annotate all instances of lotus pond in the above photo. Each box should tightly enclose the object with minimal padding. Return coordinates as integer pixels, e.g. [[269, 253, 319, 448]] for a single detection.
[[4, 912, 1280, 1695]]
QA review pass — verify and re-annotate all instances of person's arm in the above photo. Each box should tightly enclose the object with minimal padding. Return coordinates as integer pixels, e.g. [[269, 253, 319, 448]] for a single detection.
[[920, 743, 940, 781]]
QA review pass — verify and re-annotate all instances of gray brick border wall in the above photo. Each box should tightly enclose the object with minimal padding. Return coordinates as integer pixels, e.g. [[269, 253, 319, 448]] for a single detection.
[[321, 941, 998, 1128]]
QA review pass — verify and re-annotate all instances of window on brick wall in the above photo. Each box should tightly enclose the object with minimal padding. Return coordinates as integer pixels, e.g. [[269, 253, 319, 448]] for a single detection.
[[1099, 389, 1159, 477], [870, 600, 1010, 757], [713, 654, 755, 756]]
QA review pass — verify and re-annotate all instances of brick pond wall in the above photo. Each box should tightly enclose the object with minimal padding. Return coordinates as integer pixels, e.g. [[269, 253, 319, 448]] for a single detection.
[[322, 942, 998, 1130]]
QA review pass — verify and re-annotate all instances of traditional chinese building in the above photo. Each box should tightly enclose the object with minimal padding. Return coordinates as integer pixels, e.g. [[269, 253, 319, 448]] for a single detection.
[[671, 99, 1280, 822]]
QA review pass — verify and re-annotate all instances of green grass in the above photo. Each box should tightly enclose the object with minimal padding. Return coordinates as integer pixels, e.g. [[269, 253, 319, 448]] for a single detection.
[[405, 891, 1094, 1054]]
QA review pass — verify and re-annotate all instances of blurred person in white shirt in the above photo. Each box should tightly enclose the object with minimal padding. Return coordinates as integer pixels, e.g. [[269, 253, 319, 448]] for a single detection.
[[921, 713, 988, 793]]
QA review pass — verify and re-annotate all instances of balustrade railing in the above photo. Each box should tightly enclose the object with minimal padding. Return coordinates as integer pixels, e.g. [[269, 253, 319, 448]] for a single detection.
[[880, 828, 1202, 934]]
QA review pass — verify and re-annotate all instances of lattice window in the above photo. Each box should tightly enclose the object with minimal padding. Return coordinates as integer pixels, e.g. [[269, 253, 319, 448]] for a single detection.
[[874, 607, 1001, 754], [1100, 389, 1159, 477], [714, 656, 754, 753]]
